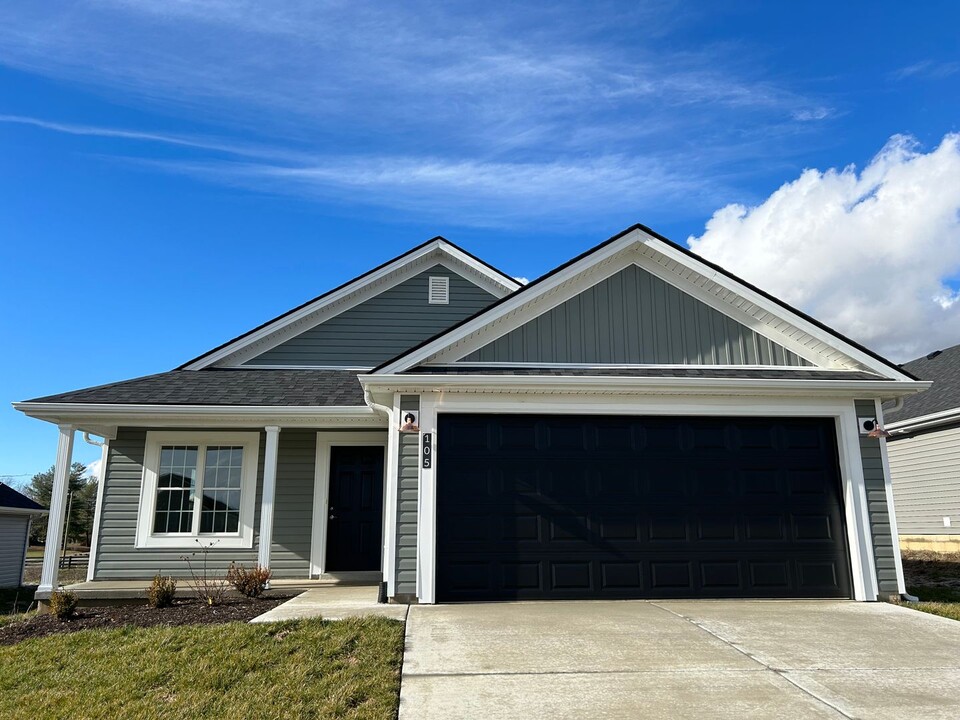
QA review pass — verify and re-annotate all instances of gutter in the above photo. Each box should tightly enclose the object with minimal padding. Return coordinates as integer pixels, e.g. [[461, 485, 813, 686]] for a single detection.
[[359, 374, 930, 397], [886, 406, 960, 435]]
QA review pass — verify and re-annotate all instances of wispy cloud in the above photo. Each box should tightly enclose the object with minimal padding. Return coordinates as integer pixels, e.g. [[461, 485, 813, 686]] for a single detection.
[[0, 1, 839, 225], [0, 114, 247, 154], [890, 59, 960, 81]]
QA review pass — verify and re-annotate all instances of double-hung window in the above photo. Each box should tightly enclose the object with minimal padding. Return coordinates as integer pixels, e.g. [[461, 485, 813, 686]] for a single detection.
[[136, 432, 260, 549]]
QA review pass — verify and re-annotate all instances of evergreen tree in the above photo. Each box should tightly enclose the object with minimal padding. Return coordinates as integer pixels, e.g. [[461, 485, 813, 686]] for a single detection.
[[23, 463, 97, 547]]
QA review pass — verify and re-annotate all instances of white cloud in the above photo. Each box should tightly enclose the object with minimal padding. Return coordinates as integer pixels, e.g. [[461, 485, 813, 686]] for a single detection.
[[84, 458, 103, 481], [688, 134, 960, 362], [513, 277, 530, 285]]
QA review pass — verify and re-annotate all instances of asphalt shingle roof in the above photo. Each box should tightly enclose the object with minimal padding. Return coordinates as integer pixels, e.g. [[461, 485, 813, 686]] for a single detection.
[[403, 366, 887, 380], [0, 481, 46, 512], [24, 369, 366, 407], [885, 343, 960, 422]]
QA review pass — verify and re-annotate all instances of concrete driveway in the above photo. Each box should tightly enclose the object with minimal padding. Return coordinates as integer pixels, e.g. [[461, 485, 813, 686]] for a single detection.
[[399, 600, 960, 719]]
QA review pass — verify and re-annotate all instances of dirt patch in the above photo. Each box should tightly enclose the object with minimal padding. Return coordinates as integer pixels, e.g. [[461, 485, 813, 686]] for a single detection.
[[902, 549, 960, 589], [0, 596, 291, 646]]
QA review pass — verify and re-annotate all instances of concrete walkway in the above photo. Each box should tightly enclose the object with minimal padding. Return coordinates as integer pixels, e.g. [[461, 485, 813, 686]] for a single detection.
[[400, 600, 960, 719], [250, 586, 408, 623]]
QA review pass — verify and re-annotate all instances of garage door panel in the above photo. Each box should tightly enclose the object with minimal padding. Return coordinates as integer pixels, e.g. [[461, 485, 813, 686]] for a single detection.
[[437, 415, 852, 601]]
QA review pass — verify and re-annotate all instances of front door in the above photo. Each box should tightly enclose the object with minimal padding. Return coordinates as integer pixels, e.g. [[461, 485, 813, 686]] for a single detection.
[[326, 446, 385, 572]]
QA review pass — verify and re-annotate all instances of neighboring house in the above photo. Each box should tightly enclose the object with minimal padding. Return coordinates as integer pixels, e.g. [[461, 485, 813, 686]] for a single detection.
[[14, 225, 929, 603], [0, 481, 47, 588], [885, 344, 960, 552]]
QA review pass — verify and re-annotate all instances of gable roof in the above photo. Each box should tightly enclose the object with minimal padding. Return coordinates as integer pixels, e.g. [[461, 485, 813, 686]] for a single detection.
[[179, 236, 520, 370], [371, 224, 919, 381], [0, 481, 46, 514], [885, 343, 960, 423]]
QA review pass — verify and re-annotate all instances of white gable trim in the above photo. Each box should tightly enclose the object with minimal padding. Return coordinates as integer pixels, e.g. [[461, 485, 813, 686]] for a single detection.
[[374, 228, 914, 381], [183, 240, 520, 370]]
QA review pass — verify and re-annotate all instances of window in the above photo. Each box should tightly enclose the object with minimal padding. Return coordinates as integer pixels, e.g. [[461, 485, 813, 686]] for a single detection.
[[136, 432, 259, 549], [428, 275, 449, 304]]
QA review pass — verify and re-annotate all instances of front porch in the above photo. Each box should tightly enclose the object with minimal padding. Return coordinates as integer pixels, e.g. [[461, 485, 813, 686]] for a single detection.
[[31, 419, 397, 601]]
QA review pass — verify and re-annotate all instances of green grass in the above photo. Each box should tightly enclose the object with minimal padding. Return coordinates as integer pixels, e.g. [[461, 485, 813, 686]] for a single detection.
[[0, 616, 405, 719], [902, 585, 960, 622]]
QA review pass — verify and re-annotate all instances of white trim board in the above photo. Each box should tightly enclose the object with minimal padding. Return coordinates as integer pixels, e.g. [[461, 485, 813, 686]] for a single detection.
[[375, 228, 916, 381], [309, 430, 388, 578], [183, 240, 519, 370], [361, 374, 927, 399], [413, 391, 879, 603]]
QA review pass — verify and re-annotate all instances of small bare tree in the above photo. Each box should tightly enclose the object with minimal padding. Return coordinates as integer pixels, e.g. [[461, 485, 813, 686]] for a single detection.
[[180, 539, 228, 606]]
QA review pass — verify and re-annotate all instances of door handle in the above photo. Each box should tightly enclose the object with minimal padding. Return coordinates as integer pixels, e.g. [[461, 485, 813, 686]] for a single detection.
[[329, 513, 336, 520]]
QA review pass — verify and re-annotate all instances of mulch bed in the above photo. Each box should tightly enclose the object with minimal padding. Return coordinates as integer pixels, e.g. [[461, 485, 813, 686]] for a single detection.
[[0, 595, 291, 646], [901, 549, 960, 589]]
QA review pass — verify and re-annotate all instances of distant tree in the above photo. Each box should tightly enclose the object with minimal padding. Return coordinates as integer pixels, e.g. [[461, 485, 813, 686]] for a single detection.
[[23, 463, 97, 547]]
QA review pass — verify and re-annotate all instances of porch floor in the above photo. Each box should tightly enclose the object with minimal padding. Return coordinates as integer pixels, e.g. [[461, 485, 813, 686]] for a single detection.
[[250, 585, 410, 623]]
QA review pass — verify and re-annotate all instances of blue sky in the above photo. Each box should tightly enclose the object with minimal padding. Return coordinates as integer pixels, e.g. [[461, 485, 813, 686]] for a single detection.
[[2, 1, 959, 480]]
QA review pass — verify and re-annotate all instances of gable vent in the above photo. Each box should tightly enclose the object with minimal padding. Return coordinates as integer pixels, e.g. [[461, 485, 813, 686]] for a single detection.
[[428, 276, 450, 304]]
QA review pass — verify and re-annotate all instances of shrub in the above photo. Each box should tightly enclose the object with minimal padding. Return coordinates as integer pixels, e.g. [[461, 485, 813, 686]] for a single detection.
[[181, 540, 228, 606], [227, 562, 272, 598], [148, 575, 177, 608], [49, 590, 78, 620]]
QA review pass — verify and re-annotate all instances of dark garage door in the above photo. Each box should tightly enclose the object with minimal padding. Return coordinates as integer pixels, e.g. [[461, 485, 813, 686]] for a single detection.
[[436, 414, 852, 601]]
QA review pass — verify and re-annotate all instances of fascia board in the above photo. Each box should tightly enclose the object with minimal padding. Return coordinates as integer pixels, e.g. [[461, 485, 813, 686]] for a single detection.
[[12, 403, 381, 429], [641, 231, 915, 381], [360, 374, 929, 397], [189, 242, 517, 370], [440, 243, 521, 293], [0, 507, 49, 516], [187, 243, 444, 370]]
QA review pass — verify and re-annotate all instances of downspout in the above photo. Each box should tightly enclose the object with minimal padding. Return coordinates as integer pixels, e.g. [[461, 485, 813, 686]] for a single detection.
[[363, 387, 393, 603], [363, 388, 393, 418]]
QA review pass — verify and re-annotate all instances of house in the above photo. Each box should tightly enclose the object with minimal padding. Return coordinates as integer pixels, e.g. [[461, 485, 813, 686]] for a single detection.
[[13, 225, 929, 603], [0, 481, 47, 588], [885, 343, 960, 553]]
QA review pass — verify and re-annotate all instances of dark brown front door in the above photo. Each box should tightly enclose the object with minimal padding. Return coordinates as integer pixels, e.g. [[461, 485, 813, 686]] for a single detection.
[[326, 446, 385, 571]]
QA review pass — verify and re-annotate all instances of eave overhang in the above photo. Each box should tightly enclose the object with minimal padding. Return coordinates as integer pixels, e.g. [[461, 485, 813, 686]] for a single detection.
[[11, 402, 384, 432], [360, 374, 930, 399], [886, 405, 960, 436]]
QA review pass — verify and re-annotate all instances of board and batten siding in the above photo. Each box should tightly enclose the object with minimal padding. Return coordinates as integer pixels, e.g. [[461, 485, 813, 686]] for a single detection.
[[462, 264, 812, 366], [93, 428, 317, 580], [395, 395, 420, 596], [854, 399, 899, 594], [0, 514, 30, 587], [888, 423, 960, 536], [246, 265, 497, 367]]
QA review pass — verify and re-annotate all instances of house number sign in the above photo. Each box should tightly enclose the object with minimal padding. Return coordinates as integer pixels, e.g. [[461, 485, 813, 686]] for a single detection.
[[421, 432, 433, 469]]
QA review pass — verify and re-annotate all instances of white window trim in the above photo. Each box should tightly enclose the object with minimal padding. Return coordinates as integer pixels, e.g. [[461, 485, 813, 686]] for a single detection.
[[136, 431, 260, 549]]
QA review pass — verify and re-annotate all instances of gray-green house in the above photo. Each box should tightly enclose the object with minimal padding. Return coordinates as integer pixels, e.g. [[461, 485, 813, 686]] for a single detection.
[[15, 225, 927, 603]]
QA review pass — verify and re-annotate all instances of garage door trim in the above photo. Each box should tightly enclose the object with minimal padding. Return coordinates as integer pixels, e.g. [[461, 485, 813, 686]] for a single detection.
[[414, 395, 878, 603]]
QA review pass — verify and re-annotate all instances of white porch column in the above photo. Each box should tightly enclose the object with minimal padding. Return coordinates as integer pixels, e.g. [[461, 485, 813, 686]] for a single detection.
[[39, 424, 75, 593], [257, 426, 281, 571]]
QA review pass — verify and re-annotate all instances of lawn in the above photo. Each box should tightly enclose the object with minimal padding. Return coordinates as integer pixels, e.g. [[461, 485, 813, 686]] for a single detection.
[[0, 616, 405, 720]]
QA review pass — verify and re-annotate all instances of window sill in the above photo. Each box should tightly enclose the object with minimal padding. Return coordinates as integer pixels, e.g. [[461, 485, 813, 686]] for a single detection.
[[135, 534, 253, 550]]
